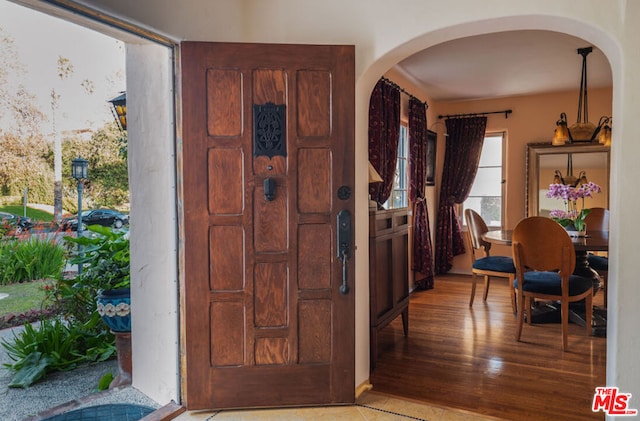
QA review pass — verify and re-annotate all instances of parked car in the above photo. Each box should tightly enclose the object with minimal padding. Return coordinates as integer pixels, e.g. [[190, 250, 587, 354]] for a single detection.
[[0, 212, 33, 235], [62, 209, 129, 231]]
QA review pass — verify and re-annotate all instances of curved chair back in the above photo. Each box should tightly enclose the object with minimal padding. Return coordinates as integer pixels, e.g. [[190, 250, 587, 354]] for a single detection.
[[584, 207, 609, 231], [465, 209, 492, 254], [512, 216, 592, 350], [512, 216, 575, 276], [464, 208, 516, 310]]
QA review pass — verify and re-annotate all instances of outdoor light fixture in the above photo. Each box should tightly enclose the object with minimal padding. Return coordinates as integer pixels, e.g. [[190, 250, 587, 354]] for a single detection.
[[72, 156, 88, 181], [71, 156, 88, 274], [108, 92, 127, 131]]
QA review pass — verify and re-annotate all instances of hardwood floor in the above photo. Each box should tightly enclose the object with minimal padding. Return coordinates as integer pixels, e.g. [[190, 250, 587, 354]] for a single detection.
[[369, 274, 607, 421]]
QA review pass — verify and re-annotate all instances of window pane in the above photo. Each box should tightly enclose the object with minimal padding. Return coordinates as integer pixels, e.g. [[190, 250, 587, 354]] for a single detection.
[[397, 159, 407, 188], [478, 135, 502, 167], [384, 124, 409, 209], [468, 168, 501, 196], [463, 132, 504, 227]]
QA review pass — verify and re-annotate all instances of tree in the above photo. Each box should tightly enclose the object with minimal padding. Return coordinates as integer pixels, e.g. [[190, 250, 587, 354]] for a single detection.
[[0, 26, 52, 203], [59, 122, 129, 212], [51, 56, 75, 222]]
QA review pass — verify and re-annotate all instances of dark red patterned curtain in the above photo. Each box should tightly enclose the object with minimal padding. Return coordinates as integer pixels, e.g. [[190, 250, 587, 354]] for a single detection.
[[434, 117, 487, 274], [368, 79, 401, 205], [408, 98, 434, 290]]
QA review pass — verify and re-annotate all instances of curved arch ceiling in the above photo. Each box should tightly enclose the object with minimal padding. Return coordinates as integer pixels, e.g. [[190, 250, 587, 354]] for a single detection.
[[394, 30, 613, 102]]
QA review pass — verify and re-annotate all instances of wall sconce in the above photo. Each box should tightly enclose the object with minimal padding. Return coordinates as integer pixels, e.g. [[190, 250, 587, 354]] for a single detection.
[[552, 112, 570, 146], [108, 92, 127, 131]]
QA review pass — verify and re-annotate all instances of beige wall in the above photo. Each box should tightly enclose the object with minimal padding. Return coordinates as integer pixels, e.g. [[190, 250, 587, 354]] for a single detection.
[[432, 88, 612, 272], [374, 75, 612, 275]]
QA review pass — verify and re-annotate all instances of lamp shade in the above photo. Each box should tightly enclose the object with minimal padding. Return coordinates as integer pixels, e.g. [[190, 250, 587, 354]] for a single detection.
[[552, 113, 570, 146], [577, 171, 588, 186], [71, 157, 88, 180], [598, 122, 612, 146], [368, 161, 383, 183]]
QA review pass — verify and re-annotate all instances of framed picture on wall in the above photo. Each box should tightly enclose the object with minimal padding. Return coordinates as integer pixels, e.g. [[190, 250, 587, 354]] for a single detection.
[[426, 130, 437, 186]]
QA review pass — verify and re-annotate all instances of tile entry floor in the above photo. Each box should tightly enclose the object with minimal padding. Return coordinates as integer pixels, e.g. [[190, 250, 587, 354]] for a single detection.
[[174, 391, 506, 420]]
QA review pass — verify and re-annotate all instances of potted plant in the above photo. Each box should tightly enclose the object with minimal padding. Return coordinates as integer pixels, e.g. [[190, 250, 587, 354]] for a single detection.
[[65, 224, 132, 388], [65, 224, 131, 332]]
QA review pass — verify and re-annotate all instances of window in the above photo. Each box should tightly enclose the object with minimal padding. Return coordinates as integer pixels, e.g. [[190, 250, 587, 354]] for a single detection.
[[384, 123, 409, 209], [462, 132, 504, 227]]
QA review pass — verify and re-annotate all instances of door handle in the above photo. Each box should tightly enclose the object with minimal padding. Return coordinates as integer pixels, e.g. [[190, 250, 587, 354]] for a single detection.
[[337, 209, 352, 295], [264, 178, 276, 201]]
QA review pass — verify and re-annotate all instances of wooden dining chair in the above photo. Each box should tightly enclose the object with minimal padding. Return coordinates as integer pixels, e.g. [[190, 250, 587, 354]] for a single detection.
[[512, 216, 593, 351], [464, 209, 516, 311], [584, 207, 609, 306]]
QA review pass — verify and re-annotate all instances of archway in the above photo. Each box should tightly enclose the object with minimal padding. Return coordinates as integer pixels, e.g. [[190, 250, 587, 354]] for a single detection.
[[355, 14, 618, 415]]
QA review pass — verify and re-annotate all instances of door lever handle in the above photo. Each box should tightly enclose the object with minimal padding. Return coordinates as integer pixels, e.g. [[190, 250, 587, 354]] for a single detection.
[[264, 178, 275, 201], [337, 210, 352, 295], [339, 248, 349, 295]]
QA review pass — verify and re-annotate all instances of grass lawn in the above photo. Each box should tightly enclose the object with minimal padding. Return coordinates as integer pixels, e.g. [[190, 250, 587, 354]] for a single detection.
[[0, 205, 54, 222], [0, 280, 48, 316]]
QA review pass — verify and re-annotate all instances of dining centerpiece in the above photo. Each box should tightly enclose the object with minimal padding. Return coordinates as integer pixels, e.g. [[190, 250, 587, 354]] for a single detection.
[[547, 180, 602, 236]]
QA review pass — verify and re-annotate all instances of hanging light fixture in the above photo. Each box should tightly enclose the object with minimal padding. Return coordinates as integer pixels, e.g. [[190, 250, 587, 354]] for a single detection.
[[554, 46, 613, 146], [568, 47, 598, 142], [552, 154, 579, 186]]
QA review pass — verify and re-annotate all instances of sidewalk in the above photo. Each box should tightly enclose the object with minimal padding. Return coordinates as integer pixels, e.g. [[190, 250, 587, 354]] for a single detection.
[[0, 325, 160, 421]]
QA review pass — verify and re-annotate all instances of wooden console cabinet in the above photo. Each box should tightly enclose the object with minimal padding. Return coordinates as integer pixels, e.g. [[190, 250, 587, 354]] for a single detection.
[[369, 208, 409, 369]]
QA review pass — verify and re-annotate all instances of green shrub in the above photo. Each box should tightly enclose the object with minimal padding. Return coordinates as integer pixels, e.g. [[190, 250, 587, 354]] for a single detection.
[[1, 314, 115, 388], [0, 235, 66, 285], [42, 226, 129, 326], [65, 225, 130, 290], [0, 225, 129, 387]]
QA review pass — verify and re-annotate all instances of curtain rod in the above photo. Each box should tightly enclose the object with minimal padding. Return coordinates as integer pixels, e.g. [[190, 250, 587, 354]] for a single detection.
[[380, 77, 428, 107], [438, 109, 512, 119]]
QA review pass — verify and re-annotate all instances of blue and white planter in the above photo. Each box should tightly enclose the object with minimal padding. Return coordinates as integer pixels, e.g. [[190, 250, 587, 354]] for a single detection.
[[97, 287, 131, 332]]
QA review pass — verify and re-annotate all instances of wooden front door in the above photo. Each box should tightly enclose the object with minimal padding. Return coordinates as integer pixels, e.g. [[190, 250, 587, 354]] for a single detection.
[[180, 42, 355, 410]]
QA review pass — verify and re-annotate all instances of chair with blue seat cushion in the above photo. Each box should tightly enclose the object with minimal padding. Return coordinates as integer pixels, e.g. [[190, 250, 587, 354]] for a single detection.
[[585, 207, 609, 307], [464, 209, 516, 311], [512, 216, 593, 351]]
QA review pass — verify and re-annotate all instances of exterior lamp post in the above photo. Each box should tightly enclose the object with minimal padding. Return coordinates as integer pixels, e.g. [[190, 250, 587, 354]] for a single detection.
[[71, 157, 88, 274]]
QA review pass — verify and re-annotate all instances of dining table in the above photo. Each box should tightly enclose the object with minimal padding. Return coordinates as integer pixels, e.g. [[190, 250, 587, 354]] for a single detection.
[[482, 229, 608, 337]]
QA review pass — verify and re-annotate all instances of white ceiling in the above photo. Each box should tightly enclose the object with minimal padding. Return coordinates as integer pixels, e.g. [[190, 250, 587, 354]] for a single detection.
[[394, 30, 613, 102]]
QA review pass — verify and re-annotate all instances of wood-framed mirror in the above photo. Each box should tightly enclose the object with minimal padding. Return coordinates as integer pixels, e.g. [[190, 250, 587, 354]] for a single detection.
[[526, 142, 610, 217]]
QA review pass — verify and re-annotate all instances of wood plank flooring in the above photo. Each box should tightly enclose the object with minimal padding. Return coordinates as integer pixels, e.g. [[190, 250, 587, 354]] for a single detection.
[[369, 274, 607, 421]]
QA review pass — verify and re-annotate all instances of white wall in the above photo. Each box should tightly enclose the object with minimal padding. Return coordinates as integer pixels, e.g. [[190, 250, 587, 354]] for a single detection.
[[126, 43, 179, 404], [33, 0, 640, 411]]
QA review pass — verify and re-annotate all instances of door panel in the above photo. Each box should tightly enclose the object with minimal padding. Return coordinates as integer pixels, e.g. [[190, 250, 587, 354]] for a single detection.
[[180, 42, 355, 410]]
